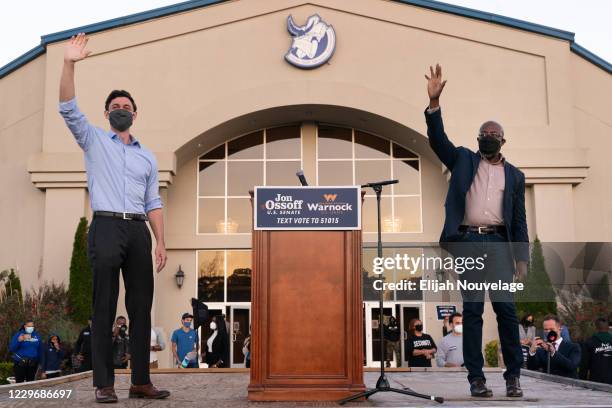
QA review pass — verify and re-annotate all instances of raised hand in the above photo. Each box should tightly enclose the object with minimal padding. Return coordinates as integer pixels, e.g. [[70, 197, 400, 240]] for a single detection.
[[64, 32, 91, 63], [425, 63, 447, 105]]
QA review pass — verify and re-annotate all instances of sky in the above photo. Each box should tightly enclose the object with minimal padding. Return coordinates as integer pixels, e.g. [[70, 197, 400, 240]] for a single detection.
[[0, 0, 610, 69]]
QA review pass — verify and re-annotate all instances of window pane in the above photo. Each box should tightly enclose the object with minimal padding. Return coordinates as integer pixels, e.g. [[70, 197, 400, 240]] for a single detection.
[[394, 248, 424, 301], [393, 143, 418, 159], [266, 161, 301, 186], [227, 251, 252, 302], [198, 251, 225, 302], [198, 198, 224, 233], [354, 131, 389, 159], [362, 247, 394, 301], [318, 161, 352, 185], [266, 126, 300, 159], [227, 161, 263, 196], [394, 196, 422, 232], [198, 161, 224, 196], [200, 145, 225, 160], [318, 125, 352, 159], [393, 160, 420, 195], [355, 160, 391, 187], [227, 198, 252, 233], [362, 196, 392, 233], [228, 131, 263, 159]]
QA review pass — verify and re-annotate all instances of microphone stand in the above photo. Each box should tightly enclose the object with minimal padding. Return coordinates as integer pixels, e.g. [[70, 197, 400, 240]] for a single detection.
[[339, 180, 443, 405]]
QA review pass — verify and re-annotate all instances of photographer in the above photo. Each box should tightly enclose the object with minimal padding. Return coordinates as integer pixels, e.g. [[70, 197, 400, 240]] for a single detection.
[[112, 323, 131, 369], [527, 314, 580, 378], [9, 320, 43, 383]]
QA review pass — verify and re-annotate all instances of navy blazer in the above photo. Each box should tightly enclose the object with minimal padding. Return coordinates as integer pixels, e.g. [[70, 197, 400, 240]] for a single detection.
[[527, 339, 581, 378], [425, 108, 529, 262]]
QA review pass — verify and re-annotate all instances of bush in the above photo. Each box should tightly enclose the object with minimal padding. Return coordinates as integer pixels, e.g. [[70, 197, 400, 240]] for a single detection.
[[515, 238, 557, 319], [68, 217, 92, 325], [0, 280, 81, 362], [0, 361, 13, 384], [485, 340, 499, 367]]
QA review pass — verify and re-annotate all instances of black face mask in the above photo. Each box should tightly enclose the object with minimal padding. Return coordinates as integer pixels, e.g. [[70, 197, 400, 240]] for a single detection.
[[109, 109, 133, 132], [478, 135, 502, 158], [414, 324, 423, 332]]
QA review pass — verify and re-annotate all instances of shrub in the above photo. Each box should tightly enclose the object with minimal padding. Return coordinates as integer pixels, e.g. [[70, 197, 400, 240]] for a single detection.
[[0, 361, 13, 384], [68, 217, 92, 325], [485, 340, 499, 367]]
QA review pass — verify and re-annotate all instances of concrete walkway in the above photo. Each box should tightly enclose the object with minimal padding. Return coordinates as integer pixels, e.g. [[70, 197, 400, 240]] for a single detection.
[[1, 371, 611, 407]]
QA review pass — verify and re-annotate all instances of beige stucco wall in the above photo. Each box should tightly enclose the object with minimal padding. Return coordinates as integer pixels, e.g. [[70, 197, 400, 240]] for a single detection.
[[0, 56, 46, 289], [1, 0, 610, 367]]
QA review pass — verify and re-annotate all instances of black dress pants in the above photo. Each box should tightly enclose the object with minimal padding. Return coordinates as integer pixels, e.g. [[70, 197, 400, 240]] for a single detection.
[[88, 216, 153, 388]]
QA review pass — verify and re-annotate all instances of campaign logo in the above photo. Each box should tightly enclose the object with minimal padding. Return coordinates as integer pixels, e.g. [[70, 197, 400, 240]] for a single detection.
[[323, 194, 337, 202], [285, 14, 336, 69]]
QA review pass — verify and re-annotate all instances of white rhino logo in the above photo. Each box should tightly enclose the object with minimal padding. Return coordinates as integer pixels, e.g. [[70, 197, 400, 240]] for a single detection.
[[285, 14, 336, 69]]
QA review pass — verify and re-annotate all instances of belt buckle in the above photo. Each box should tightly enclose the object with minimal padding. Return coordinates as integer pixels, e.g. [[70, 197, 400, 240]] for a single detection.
[[478, 226, 487, 234], [122, 212, 132, 220]]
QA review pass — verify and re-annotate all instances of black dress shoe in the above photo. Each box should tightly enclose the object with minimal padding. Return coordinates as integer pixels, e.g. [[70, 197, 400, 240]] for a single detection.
[[470, 378, 493, 397], [95, 387, 118, 403], [506, 377, 523, 397]]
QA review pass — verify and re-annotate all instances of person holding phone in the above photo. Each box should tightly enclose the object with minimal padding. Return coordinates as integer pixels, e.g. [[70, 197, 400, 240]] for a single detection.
[[9, 320, 43, 383]]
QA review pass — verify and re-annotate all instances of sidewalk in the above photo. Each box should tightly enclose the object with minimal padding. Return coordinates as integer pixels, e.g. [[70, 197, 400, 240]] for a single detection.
[[1, 370, 611, 407]]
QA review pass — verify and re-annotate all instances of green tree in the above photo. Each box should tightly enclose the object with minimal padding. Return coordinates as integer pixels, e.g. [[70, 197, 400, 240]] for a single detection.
[[68, 217, 92, 325], [516, 237, 557, 319]]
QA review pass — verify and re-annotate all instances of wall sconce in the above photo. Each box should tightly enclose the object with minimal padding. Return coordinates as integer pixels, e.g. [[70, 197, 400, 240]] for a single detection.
[[175, 265, 185, 289]]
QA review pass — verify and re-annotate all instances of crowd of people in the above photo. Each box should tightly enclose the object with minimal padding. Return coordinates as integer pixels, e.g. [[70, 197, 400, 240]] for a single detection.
[[8, 312, 252, 383], [381, 312, 611, 385]]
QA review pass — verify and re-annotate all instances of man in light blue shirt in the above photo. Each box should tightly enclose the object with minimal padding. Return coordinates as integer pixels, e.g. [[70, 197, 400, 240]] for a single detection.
[[59, 32, 169, 403]]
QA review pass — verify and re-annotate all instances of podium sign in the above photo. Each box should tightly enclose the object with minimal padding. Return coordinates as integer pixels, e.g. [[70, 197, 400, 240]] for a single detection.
[[254, 186, 361, 230]]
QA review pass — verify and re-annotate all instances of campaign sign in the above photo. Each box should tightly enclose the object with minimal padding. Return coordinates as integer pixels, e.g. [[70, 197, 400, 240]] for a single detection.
[[436, 305, 457, 320], [254, 186, 361, 230]]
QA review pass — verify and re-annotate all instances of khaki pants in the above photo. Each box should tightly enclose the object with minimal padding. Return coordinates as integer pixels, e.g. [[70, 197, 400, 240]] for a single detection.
[[386, 340, 401, 367]]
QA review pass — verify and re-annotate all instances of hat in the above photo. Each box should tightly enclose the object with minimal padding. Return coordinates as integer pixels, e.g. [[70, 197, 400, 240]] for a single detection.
[[181, 313, 193, 320]]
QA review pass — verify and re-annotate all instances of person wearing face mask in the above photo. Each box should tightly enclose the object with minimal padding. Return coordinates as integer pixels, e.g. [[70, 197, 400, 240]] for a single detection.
[[171, 313, 199, 368], [519, 314, 536, 345], [424, 64, 527, 398], [59, 33, 168, 402], [203, 316, 229, 368], [41, 334, 65, 379], [405, 318, 437, 367], [9, 320, 43, 383], [436, 313, 464, 369]]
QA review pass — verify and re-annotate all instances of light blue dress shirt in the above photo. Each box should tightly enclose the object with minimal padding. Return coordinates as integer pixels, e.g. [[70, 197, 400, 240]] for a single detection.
[[58, 98, 163, 214]]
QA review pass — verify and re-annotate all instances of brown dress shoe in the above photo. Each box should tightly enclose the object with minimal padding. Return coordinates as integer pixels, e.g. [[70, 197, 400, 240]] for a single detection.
[[95, 387, 118, 403], [129, 383, 170, 399]]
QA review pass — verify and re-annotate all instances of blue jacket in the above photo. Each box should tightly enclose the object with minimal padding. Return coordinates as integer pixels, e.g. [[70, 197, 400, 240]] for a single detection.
[[41, 335, 65, 372], [9, 329, 44, 362], [425, 108, 529, 262]]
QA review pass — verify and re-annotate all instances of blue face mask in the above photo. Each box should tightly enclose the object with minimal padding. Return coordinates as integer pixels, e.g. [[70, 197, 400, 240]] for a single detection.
[[183, 321, 192, 328], [25, 327, 34, 334]]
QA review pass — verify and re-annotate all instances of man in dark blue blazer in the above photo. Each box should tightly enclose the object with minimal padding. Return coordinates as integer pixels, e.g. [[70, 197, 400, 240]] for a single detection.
[[527, 314, 581, 378], [424, 64, 528, 398]]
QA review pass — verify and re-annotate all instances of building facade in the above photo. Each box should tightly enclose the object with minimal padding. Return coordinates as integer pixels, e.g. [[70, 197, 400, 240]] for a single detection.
[[1, 0, 610, 368]]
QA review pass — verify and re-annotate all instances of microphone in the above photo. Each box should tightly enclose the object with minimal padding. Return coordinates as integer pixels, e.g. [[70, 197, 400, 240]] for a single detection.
[[361, 179, 398, 188], [296, 170, 308, 186]]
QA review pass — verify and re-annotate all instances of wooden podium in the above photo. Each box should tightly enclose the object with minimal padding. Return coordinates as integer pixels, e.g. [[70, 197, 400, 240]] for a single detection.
[[248, 190, 366, 401]]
